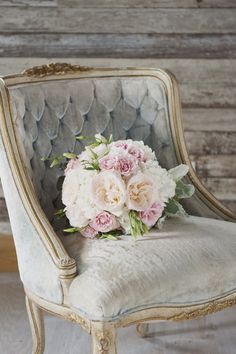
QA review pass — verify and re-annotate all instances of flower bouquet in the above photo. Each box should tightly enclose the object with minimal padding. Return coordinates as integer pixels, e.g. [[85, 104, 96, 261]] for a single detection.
[[49, 134, 194, 240]]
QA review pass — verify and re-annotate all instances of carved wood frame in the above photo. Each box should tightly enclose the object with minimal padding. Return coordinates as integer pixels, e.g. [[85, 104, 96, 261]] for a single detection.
[[1, 63, 236, 353]]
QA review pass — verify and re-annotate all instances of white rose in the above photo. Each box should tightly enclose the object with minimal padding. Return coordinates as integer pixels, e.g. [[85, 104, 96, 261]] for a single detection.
[[126, 172, 154, 211], [65, 204, 88, 228], [145, 166, 176, 203], [62, 169, 80, 206], [90, 171, 126, 214]]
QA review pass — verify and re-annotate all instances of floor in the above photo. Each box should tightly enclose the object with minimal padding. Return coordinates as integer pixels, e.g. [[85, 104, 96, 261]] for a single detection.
[[1, 274, 236, 354]]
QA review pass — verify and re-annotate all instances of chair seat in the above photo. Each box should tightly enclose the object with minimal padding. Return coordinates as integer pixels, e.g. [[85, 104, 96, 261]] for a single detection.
[[62, 216, 236, 321]]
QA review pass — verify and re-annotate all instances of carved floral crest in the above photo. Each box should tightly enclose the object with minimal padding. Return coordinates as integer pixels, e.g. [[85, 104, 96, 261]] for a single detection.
[[22, 62, 92, 78]]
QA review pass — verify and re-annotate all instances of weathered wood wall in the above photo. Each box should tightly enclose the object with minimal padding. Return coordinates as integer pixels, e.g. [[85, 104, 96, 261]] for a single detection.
[[0, 0, 235, 222]]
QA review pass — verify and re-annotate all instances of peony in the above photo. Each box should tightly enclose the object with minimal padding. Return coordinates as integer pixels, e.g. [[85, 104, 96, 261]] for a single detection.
[[90, 171, 126, 214], [126, 172, 154, 211], [139, 202, 164, 227], [90, 211, 119, 233]]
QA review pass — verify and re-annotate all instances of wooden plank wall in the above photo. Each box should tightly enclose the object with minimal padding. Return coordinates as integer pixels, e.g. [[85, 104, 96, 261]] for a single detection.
[[0, 0, 235, 225]]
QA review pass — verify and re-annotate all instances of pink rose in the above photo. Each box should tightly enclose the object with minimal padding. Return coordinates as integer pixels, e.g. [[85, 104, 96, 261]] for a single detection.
[[99, 155, 118, 171], [128, 146, 145, 162], [64, 159, 80, 175], [90, 211, 120, 233], [139, 202, 164, 227], [80, 225, 97, 239], [99, 153, 137, 176], [117, 156, 138, 176], [113, 140, 129, 150]]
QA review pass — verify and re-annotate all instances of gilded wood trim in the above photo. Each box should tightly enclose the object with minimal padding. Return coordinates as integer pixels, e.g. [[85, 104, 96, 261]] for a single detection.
[[22, 62, 92, 78], [26, 287, 236, 331]]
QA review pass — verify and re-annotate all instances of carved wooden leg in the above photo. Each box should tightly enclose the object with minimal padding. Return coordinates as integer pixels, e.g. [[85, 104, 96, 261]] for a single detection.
[[136, 323, 149, 338], [25, 296, 45, 354], [91, 322, 117, 354]]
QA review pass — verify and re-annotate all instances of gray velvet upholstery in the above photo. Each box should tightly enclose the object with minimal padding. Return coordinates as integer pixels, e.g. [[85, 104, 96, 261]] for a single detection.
[[65, 216, 236, 320], [10, 77, 177, 224]]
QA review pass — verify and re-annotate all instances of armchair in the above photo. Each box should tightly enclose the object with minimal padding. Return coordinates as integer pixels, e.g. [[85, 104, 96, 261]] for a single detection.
[[0, 63, 236, 354]]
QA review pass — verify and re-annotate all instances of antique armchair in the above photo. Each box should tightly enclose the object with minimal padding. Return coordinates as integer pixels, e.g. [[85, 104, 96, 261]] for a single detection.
[[0, 63, 236, 354]]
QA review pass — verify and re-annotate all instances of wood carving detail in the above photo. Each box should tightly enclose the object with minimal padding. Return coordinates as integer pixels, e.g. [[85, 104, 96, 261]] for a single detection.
[[66, 313, 90, 332], [95, 331, 112, 354], [22, 62, 92, 77], [58, 257, 76, 268], [170, 298, 236, 321]]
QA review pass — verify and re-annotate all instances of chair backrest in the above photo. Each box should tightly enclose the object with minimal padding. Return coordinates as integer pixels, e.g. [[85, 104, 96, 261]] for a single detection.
[[9, 73, 180, 223], [2, 65, 235, 228]]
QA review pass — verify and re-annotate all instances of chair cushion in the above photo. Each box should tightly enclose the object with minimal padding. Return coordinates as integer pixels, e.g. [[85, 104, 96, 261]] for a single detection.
[[63, 216, 236, 321]]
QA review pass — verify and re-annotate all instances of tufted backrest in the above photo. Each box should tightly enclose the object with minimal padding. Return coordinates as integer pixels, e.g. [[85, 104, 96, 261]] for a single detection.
[[9, 76, 179, 226]]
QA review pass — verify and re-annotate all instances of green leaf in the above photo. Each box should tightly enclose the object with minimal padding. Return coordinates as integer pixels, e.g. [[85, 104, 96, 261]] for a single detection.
[[54, 209, 66, 219], [165, 199, 187, 217], [175, 180, 195, 199], [63, 153, 77, 159], [63, 227, 79, 233], [128, 210, 148, 240], [50, 158, 61, 168], [168, 164, 189, 181]]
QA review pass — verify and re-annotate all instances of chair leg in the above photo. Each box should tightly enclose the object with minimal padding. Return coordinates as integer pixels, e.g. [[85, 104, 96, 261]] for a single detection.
[[91, 321, 117, 354], [136, 323, 149, 338], [25, 296, 45, 354]]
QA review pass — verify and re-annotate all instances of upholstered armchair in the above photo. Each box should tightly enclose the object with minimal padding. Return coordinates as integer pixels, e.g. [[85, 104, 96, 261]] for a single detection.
[[0, 63, 236, 354]]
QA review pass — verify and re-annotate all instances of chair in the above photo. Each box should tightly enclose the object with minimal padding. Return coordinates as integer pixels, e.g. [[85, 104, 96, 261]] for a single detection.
[[0, 63, 236, 354]]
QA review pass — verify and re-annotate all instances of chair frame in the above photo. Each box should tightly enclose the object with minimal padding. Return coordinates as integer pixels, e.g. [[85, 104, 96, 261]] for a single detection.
[[0, 63, 236, 354]]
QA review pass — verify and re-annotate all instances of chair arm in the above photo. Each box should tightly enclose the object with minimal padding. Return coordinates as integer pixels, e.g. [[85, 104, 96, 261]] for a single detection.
[[0, 81, 77, 305]]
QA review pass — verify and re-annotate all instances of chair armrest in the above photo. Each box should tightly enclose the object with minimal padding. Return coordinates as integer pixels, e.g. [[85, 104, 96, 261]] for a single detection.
[[0, 80, 77, 305]]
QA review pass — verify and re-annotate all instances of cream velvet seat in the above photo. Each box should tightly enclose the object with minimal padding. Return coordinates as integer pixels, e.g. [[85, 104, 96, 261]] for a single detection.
[[0, 63, 235, 354], [65, 216, 236, 321]]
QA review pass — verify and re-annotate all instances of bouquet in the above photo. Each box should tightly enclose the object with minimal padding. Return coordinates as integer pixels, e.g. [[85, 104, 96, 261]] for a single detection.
[[50, 134, 194, 240]]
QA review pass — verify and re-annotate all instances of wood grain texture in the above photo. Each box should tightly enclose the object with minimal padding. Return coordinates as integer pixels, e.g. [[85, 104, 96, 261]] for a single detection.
[[183, 109, 236, 132], [202, 178, 236, 201], [192, 155, 236, 178], [0, 8, 236, 34], [58, 0, 236, 8], [1, 33, 236, 59], [185, 132, 236, 155], [0, 0, 57, 6], [0, 235, 18, 272]]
